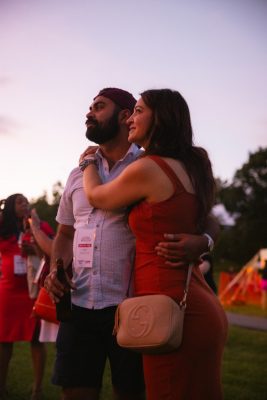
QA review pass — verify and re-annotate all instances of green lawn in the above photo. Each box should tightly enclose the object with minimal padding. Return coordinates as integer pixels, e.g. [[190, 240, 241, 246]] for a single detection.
[[5, 325, 267, 399], [223, 326, 267, 400]]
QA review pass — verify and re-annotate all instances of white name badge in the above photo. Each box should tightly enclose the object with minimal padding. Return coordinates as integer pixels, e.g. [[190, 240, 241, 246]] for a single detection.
[[74, 228, 96, 269], [14, 255, 27, 275], [33, 257, 46, 284]]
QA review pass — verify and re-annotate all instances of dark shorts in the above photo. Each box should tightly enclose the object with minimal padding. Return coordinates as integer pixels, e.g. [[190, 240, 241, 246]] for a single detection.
[[52, 304, 145, 394]]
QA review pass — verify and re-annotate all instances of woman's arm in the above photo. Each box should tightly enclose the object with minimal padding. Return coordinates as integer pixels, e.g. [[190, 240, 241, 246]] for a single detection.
[[29, 209, 53, 257], [82, 158, 152, 210]]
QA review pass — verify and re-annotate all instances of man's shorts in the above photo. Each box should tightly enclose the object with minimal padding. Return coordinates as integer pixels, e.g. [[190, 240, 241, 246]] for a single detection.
[[52, 304, 145, 394]]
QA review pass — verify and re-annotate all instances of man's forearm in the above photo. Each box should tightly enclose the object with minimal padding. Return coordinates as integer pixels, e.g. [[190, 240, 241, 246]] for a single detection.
[[51, 225, 74, 271], [203, 214, 220, 242], [155, 214, 221, 266]]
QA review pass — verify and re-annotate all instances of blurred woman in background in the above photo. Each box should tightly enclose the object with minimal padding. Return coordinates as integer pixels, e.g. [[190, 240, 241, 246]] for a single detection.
[[0, 194, 46, 400]]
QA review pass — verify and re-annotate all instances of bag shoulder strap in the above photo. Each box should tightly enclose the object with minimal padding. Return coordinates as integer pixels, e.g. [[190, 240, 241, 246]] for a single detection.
[[179, 262, 193, 309], [126, 262, 194, 303]]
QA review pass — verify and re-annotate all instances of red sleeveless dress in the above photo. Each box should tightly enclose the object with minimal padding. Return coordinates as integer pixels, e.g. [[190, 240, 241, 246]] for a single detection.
[[128, 156, 228, 400], [0, 221, 53, 342]]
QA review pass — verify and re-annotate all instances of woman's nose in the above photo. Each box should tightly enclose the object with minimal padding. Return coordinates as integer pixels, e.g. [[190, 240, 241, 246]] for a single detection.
[[126, 114, 133, 125]]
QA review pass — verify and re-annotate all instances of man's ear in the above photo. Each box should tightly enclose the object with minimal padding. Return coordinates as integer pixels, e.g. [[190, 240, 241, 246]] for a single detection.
[[118, 109, 131, 124]]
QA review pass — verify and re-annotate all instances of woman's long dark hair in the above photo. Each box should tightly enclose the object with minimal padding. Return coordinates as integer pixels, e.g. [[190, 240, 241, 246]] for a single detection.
[[141, 89, 216, 230], [0, 194, 24, 239]]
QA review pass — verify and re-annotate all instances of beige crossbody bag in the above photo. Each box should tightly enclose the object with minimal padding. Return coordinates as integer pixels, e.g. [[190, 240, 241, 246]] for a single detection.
[[113, 263, 193, 354]]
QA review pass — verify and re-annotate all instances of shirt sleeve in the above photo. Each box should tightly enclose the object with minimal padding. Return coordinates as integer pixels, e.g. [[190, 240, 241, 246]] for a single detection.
[[56, 168, 77, 226]]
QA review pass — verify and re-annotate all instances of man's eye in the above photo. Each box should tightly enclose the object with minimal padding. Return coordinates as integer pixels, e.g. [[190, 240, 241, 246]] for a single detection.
[[95, 104, 105, 111]]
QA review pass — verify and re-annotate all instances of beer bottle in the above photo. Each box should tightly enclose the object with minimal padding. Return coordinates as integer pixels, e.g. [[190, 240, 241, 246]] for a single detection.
[[56, 258, 72, 322]]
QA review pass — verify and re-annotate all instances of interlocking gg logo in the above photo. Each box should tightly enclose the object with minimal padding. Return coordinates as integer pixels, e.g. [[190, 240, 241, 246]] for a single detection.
[[127, 304, 154, 337]]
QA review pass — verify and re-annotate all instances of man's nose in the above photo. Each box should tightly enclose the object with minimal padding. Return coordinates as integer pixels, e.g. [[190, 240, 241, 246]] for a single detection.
[[86, 110, 94, 118]]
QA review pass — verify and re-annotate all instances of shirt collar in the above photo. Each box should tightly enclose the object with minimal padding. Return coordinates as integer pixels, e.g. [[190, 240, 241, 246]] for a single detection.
[[95, 143, 142, 164]]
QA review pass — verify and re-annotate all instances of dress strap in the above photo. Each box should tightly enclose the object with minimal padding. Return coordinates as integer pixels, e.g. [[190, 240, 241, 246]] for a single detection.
[[147, 155, 185, 194]]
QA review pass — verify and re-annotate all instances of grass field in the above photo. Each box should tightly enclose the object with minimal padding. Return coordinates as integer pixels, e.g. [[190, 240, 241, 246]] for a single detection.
[[5, 323, 267, 400], [223, 326, 267, 400]]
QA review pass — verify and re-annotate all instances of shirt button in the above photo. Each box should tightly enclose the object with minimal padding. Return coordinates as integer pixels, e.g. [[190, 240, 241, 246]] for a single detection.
[[93, 270, 97, 275], [94, 245, 98, 249]]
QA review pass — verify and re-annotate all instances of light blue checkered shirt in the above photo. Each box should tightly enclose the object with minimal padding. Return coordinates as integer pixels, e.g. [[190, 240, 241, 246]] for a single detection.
[[56, 144, 142, 309]]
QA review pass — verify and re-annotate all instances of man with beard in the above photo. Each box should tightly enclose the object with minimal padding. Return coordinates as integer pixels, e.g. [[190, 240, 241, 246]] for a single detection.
[[45, 88, 218, 400]]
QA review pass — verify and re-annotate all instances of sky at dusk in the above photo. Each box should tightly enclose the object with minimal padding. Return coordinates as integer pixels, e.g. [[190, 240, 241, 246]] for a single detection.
[[1, 0, 266, 202]]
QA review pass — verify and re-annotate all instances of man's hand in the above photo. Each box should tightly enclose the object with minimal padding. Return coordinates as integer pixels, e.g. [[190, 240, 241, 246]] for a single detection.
[[44, 269, 75, 303], [155, 233, 209, 267]]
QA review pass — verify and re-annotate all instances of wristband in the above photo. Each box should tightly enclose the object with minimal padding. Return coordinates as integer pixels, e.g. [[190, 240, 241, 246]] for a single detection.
[[202, 233, 214, 252], [79, 157, 96, 172]]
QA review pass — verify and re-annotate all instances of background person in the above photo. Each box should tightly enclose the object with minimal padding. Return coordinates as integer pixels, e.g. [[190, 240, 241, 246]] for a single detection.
[[28, 208, 59, 342], [81, 88, 228, 400], [0, 194, 46, 400], [259, 259, 267, 310], [199, 252, 217, 294]]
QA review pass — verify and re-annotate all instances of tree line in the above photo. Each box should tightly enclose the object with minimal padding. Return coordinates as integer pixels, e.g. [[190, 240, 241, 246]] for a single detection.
[[30, 147, 267, 270]]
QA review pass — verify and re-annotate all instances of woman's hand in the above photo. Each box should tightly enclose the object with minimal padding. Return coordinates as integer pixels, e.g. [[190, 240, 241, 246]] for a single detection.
[[29, 209, 40, 233], [79, 146, 98, 163]]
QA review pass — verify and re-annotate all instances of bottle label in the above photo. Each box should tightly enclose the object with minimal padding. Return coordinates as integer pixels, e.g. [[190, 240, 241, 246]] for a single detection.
[[73, 228, 96, 269]]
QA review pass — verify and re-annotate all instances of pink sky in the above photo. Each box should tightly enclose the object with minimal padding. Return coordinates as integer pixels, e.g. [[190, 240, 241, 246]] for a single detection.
[[1, 0, 266, 201]]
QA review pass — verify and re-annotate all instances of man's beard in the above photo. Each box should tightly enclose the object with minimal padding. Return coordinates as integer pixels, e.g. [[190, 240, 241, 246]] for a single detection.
[[85, 110, 120, 144]]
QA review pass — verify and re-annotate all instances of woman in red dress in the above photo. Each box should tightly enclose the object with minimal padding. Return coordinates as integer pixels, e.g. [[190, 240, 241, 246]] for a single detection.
[[81, 89, 228, 399], [0, 194, 46, 400]]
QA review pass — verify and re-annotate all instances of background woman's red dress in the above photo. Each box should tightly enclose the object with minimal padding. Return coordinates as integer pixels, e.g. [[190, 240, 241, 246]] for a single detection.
[[0, 221, 53, 342]]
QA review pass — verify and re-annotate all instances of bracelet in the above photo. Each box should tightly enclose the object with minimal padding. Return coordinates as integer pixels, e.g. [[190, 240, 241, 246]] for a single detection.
[[79, 157, 96, 172], [202, 233, 214, 252]]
